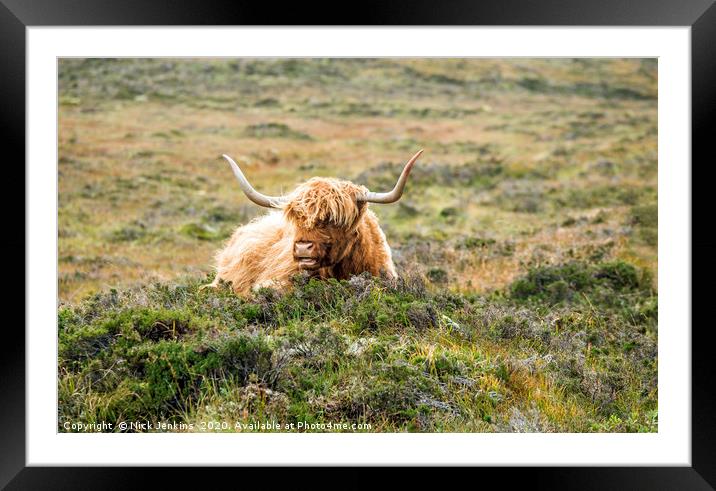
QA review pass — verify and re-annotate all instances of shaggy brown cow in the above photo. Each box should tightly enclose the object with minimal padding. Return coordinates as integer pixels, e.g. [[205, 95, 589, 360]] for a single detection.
[[206, 150, 423, 294]]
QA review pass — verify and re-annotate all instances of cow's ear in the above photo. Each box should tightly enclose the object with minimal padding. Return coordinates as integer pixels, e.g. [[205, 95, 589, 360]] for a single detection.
[[355, 199, 368, 214], [282, 200, 303, 227]]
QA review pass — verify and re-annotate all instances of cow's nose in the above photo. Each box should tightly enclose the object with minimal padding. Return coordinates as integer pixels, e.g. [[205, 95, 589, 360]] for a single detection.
[[294, 241, 314, 256]]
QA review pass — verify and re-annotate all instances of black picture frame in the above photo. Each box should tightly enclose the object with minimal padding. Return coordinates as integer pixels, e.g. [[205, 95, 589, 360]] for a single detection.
[[5, 0, 715, 488]]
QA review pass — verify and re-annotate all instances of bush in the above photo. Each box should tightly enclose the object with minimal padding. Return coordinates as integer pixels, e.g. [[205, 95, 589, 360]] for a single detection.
[[510, 260, 646, 305], [242, 122, 313, 140]]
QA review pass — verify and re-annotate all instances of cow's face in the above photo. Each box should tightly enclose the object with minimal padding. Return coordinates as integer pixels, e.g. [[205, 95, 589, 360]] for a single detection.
[[283, 178, 367, 272], [292, 223, 360, 272]]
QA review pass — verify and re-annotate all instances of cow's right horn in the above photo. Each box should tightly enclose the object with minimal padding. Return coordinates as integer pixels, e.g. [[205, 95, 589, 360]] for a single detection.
[[359, 149, 423, 204], [222, 154, 286, 208]]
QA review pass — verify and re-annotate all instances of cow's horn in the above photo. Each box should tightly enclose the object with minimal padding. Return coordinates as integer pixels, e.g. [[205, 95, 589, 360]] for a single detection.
[[359, 149, 423, 204], [222, 154, 286, 208]]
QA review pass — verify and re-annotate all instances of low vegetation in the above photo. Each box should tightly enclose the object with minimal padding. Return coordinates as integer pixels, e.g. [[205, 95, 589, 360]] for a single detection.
[[59, 261, 656, 432]]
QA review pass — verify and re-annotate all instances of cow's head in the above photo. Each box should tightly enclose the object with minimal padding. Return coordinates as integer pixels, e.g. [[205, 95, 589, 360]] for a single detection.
[[222, 150, 422, 272]]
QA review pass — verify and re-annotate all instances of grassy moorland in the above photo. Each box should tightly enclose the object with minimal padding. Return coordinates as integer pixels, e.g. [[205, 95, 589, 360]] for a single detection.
[[58, 59, 657, 432]]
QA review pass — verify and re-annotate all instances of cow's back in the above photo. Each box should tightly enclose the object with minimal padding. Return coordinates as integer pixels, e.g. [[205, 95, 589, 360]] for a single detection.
[[214, 211, 297, 293]]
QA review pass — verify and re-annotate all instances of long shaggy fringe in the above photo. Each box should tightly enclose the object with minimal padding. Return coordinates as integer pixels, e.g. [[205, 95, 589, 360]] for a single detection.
[[282, 178, 368, 230]]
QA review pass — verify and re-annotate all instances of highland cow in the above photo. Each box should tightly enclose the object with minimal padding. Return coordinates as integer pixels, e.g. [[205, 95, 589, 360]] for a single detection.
[[206, 150, 423, 294]]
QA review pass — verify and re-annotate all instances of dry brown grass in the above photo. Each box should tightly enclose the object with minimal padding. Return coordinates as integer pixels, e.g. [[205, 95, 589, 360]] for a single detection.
[[58, 58, 657, 303]]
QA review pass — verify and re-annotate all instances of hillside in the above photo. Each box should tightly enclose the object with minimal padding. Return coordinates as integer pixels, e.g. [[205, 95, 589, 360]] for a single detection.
[[58, 58, 658, 432]]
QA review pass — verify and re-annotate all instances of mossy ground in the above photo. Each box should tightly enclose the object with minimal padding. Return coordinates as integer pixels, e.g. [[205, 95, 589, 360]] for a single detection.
[[58, 59, 657, 432], [59, 266, 656, 432]]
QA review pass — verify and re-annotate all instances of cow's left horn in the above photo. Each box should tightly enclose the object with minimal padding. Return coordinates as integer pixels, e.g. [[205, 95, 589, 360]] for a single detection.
[[222, 154, 286, 208], [359, 149, 423, 204]]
